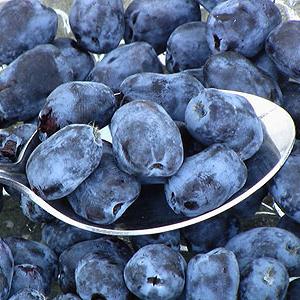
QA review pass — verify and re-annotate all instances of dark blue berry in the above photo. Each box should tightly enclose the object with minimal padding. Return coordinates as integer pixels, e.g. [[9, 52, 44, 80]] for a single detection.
[[124, 244, 186, 300], [0, 0, 58, 64]]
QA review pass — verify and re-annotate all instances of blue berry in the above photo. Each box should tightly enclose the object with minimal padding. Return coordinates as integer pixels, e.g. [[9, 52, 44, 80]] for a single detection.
[[8, 289, 45, 300], [58, 237, 132, 293], [75, 253, 130, 300], [4, 237, 57, 287], [269, 140, 300, 224], [226, 227, 300, 276], [20, 193, 54, 223], [130, 230, 181, 251], [203, 51, 283, 104], [124, 0, 201, 54], [182, 213, 240, 253], [111, 100, 183, 179], [120, 72, 204, 122], [52, 38, 94, 81], [185, 88, 263, 160], [0, 0, 58, 64], [229, 140, 269, 219], [26, 124, 103, 201], [186, 248, 239, 300], [165, 144, 247, 217], [0, 239, 14, 300], [207, 0, 281, 57], [67, 141, 141, 225], [266, 21, 300, 81], [87, 42, 163, 92], [0, 123, 36, 162], [252, 50, 288, 84], [38, 82, 116, 137], [0, 44, 73, 126], [124, 244, 186, 300], [41, 220, 102, 255], [281, 82, 300, 138], [69, 0, 124, 54], [239, 258, 289, 300], [166, 22, 210, 72], [9, 264, 50, 297]]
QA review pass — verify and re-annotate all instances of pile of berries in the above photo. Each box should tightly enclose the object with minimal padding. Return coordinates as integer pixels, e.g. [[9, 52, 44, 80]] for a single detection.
[[0, 0, 300, 299]]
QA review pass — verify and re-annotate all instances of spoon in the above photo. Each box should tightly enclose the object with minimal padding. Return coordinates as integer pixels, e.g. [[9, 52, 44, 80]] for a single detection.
[[0, 90, 295, 236]]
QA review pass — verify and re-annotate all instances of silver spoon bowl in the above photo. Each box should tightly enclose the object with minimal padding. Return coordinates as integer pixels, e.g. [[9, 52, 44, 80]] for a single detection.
[[0, 90, 295, 236]]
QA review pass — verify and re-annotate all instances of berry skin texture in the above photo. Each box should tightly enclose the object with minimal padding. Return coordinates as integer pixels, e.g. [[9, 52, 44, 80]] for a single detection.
[[41, 220, 101, 255], [165, 143, 247, 217], [186, 248, 240, 300], [20, 193, 54, 224], [8, 289, 45, 300], [252, 50, 287, 84], [52, 38, 95, 81], [166, 22, 211, 73], [239, 258, 289, 300], [58, 237, 132, 294], [0, 44, 73, 127], [38, 81, 116, 137], [182, 213, 240, 253], [203, 51, 283, 104], [124, 0, 201, 54], [52, 294, 81, 300], [130, 230, 181, 252], [225, 227, 300, 276], [206, 0, 281, 57], [120, 72, 204, 122], [111, 100, 184, 179], [26, 124, 103, 201], [87, 42, 163, 92], [4, 237, 57, 287], [75, 253, 130, 300], [181, 68, 206, 87], [269, 140, 300, 224], [0, 239, 14, 300], [266, 21, 300, 81], [229, 153, 268, 219], [280, 82, 300, 138], [67, 142, 141, 225], [124, 244, 186, 300], [185, 88, 264, 160], [0, 0, 58, 65], [69, 0, 124, 54], [9, 264, 50, 297]]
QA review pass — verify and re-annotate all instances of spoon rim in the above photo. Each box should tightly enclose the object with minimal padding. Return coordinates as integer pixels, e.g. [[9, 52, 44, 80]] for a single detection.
[[0, 89, 295, 236]]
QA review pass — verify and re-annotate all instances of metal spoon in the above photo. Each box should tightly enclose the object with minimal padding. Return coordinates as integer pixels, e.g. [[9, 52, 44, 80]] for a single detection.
[[0, 90, 295, 236]]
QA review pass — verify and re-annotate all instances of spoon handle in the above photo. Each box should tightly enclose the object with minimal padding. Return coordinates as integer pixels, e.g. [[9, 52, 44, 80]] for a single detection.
[[0, 170, 28, 190]]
